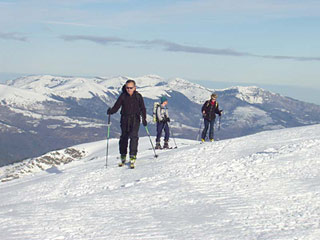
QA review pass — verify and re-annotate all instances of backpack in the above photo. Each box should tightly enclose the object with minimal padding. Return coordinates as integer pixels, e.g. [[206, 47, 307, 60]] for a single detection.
[[153, 102, 160, 122], [206, 100, 218, 108]]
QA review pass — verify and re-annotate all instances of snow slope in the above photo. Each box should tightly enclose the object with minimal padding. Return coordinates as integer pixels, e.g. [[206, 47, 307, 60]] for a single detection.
[[1, 125, 320, 240]]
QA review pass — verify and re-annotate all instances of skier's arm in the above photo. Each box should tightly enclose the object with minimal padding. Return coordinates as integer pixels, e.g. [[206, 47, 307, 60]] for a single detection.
[[165, 108, 169, 118], [215, 103, 222, 116], [201, 101, 207, 116], [138, 94, 147, 120], [108, 94, 123, 114]]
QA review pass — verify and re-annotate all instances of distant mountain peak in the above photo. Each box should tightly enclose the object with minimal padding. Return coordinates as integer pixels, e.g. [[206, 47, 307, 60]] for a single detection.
[[225, 85, 277, 104]]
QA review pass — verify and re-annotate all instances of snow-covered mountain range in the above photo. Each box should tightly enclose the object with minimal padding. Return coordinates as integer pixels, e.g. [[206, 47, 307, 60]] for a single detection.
[[1, 124, 320, 239], [1, 74, 320, 166]]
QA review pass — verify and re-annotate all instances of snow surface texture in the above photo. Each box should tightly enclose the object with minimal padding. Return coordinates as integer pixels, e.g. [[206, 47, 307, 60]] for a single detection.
[[1, 125, 320, 240]]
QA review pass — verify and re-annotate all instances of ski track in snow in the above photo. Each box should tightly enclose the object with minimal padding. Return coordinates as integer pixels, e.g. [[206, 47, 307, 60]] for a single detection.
[[1, 125, 320, 239]]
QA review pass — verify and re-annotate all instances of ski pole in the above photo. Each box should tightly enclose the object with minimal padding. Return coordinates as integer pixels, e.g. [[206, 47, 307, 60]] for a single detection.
[[105, 114, 111, 168], [213, 118, 216, 141], [218, 115, 221, 131], [145, 126, 158, 158], [166, 121, 177, 148]]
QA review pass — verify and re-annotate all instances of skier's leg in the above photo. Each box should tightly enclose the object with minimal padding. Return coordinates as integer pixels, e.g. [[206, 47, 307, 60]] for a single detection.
[[164, 122, 170, 142], [129, 117, 140, 157], [156, 122, 164, 142], [156, 122, 164, 148], [119, 118, 129, 156], [201, 119, 209, 140], [209, 119, 215, 140], [163, 123, 170, 148]]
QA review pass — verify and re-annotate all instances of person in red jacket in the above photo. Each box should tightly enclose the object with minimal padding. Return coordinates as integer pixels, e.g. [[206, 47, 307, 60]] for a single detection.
[[107, 79, 147, 166], [201, 93, 222, 142]]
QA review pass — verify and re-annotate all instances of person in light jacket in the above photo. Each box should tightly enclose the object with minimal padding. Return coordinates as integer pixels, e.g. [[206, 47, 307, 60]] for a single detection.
[[154, 96, 170, 149]]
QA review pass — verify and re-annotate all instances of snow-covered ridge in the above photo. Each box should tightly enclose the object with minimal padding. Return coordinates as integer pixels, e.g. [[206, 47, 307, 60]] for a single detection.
[[0, 84, 57, 106], [7, 75, 115, 100], [168, 77, 214, 103], [5, 74, 224, 104], [7, 74, 281, 106], [232, 86, 277, 104]]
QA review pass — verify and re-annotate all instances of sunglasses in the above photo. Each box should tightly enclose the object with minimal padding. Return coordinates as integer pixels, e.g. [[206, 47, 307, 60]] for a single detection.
[[126, 87, 135, 90]]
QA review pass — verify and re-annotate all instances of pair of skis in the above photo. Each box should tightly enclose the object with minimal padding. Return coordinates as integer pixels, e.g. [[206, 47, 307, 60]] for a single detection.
[[105, 118, 159, 168], [106, 114, 179, 169], [200, 139, 217, 144], [119, 126, 158, 169], [155, 145, 177, 150], [118, 160, 135, 169]]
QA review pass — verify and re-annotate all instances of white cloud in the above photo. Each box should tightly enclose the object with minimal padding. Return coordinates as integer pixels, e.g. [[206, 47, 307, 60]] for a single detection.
[[60, 34, 320, 62], [44, 21, 95, 28], [0, 32, 27, 42]]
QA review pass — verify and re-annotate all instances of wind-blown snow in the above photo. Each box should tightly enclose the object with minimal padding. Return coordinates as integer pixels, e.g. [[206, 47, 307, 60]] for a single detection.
[[1, 124, 320, 239]]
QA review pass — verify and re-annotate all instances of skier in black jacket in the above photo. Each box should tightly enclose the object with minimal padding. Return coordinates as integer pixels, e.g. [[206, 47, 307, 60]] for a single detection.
[[107, 79, 147, 167], [201, 93, 222, 142]]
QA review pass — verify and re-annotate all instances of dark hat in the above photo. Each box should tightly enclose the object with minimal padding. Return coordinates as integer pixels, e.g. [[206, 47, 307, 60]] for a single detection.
[[160, 96, 168, 104]]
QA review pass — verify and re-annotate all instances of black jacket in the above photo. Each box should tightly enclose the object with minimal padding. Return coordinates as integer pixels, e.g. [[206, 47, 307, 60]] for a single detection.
[[201, 100, 221, 121], [108, 86, 147, 121]]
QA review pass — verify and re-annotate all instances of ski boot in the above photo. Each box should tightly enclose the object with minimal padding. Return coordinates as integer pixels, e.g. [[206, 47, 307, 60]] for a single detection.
[[201, 138, 205, 143], [130, 155, 136, 169], [118, 155, 127, 167], [155, 141, 162, 150], [210, 138, 214, 142], [163, 140, 170, 149]]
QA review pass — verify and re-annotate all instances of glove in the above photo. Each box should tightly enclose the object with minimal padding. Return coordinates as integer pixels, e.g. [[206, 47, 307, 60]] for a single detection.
[[219, 110, 223, 116], [166, 117, 170, 122], [142, 118, 147, 126], [107, 107, 111, 115], [153, 116, 157, 123]]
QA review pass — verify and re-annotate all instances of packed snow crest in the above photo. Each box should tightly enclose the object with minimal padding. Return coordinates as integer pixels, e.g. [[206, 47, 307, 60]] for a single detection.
[[1, 124, 320, 240]]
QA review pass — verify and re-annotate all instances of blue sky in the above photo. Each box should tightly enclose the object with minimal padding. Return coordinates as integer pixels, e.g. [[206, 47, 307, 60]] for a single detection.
[[1, 0, 320, 103]]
